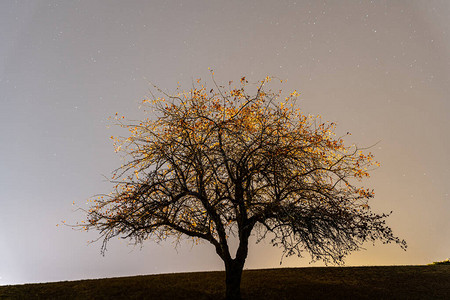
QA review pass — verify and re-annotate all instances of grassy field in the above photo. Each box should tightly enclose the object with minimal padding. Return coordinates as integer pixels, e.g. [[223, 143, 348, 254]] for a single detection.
[[0, 265, 449, 299]]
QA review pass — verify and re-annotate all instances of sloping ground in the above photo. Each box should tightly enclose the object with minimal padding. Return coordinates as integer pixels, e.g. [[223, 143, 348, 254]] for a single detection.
[[0, 265, 449, 299]]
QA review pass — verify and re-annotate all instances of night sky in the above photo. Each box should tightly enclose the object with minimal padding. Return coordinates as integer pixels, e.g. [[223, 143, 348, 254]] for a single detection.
[[1, 0, 449, 285]]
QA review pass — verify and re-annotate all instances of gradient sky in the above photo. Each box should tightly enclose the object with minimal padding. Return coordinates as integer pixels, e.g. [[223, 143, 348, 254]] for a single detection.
[[1, 0, 449, 285]]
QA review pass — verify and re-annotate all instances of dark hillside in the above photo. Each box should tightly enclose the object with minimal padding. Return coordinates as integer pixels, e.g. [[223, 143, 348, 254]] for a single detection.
[[1, 265, 448, 299]]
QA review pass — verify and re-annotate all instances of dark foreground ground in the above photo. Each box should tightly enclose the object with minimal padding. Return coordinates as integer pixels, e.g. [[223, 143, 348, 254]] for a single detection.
[[0, 265, 449, 299]]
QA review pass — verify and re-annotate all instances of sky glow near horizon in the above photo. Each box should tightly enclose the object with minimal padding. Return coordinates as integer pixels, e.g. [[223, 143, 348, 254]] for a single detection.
[[0, 0, 449, 285]]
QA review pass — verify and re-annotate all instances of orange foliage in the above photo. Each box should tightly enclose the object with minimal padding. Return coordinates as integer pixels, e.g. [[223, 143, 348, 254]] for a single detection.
[[82, 74, 404, 266]]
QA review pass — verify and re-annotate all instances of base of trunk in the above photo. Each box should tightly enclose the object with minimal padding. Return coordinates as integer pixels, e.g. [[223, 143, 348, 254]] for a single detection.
[[225, 259, 244, 300]]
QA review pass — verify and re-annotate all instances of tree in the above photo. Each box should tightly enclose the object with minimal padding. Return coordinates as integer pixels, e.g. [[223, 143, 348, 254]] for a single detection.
[[81, 75, 406, 299]]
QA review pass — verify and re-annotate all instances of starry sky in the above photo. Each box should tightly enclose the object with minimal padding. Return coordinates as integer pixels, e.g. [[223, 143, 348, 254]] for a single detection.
[[1, 0, 449, 285]]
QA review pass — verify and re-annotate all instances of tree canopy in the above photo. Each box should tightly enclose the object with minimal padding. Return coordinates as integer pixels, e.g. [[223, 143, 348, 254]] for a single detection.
[[81, 75, 406, 299]]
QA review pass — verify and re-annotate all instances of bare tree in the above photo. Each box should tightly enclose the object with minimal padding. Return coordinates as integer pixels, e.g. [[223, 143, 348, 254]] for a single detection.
[[81, 75, 406, 299]]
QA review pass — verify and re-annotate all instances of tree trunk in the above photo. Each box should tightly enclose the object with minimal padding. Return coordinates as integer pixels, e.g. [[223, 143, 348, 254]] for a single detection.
[[225, 258, 245, 300], [223, 213, 253, 299]]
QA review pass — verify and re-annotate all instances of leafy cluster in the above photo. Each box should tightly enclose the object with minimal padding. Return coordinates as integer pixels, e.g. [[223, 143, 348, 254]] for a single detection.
[[82, 75, 406, 264], [430, 259, 450, 265]]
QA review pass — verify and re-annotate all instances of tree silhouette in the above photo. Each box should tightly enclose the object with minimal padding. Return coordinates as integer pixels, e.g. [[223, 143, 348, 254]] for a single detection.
[[81, 75, 406, 299]]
